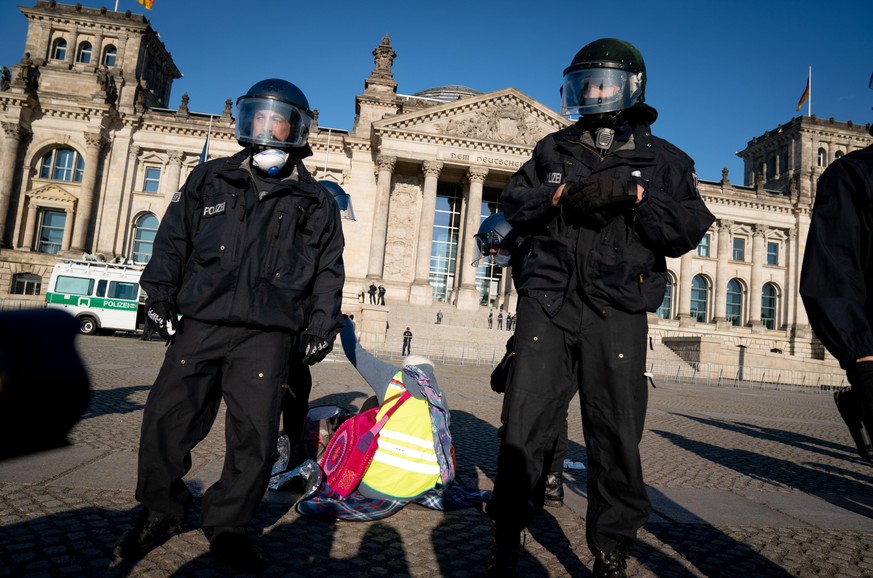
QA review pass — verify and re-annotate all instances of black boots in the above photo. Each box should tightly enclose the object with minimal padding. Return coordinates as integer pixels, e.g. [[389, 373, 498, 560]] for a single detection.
[[834, 389, 873, 461], [114, 508, 185, 561], [593, 545, 628, 578], [485, 526, 521, 577], [543, 472, 564, 507]]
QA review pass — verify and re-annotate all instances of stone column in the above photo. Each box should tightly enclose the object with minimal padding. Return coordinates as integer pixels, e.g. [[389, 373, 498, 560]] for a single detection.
[[22, 201, 38, 250], [456, 166, 488, 310], [366, 155, 396, 280], [70, 131, 106, 252], [62, 206, 74, 251], [410, 160, 442, 305], [748, 224, 767, 330], [67, 27, 79, 68], [713, 219, 732, 325], [677, 252, 694, 326], [0, 121, 26, 245], [164, 150, 184, 200]]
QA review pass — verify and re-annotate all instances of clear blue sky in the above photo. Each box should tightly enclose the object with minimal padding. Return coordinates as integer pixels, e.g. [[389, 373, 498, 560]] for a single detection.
[[2, 0, 872, 183]]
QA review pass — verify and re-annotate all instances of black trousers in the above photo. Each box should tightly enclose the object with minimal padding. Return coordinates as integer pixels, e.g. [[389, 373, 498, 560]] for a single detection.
[[487, 295, 650, 555], [136, 319, 289, 536]]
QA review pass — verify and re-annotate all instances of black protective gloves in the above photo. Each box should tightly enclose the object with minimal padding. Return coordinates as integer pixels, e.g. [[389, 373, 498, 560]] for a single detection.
[[301, 334, 332, 365], [561, 172, 641, 226], [145, 300, 181, 343]]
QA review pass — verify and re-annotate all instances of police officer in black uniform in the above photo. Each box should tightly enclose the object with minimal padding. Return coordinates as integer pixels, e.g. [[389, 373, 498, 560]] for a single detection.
[[114, 78, 345, 572], [485, 39, 714, 577], [800, 72, 873, 464]]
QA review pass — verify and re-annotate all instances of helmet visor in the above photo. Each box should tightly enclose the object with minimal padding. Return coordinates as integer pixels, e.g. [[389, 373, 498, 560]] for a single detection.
[[561, 68, 643, 119], [472, 229, 511, 267], [236, 97, 312, 148]]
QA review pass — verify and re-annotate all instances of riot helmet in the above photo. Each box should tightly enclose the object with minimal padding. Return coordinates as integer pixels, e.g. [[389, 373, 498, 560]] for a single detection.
[[319, 180, 356, 221], [561, 38, 646, 121], [472, 213, 518, 267], [236, 79, 314, 151]]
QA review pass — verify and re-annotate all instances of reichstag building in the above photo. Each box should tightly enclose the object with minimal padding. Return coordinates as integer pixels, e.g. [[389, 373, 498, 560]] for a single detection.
[[1, 1, 871, 376]]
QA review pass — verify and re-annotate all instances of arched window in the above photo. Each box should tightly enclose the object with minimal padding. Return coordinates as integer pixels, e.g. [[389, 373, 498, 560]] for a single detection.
[[11, 272, 42, 295], [133, 213, 159, 263], [817, 148, 827, 167], [761, 283, 779, 330], [51, 38, 67, 61], [77, 42, 92, 64], [690, 275, 709, 323], [726, 279, 744, 326], [39, 148, 84, 183], [657, 276, 674, 320], [102, 45, 117, 67]]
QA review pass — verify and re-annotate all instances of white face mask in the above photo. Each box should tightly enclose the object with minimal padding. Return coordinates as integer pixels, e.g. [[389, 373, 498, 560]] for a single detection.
[[252, 149, 289, 176]]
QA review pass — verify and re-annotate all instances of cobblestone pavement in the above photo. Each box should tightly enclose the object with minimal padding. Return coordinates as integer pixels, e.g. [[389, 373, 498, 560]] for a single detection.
[[2, 334, 872, 577]]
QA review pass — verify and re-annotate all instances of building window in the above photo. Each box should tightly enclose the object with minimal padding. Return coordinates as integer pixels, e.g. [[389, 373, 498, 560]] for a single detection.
[[143, 167, 161, 193], [11, 273, 42, 295], [761, 283, 778, 330], [77, 42, 92, 64], [697, 233, 710, 258], [657, 276, 673, 320], [37, 210, 66, 254], [473, 190, 505, 307], [133, 213, 159, 263], [690, 275, 709, 323], [767, 242, 779, 266], [726, 279, 744, 327], [430, 184, 462, 302], [39, 148, 84, 183], [817, 148, 826, 167], [102, 46, 117, 67], [51, 38, 67, 61], [732, 237, 746, 261]]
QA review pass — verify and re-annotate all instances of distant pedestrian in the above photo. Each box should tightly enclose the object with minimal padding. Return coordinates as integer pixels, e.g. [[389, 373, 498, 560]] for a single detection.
[[368, 283, 377, 304], [378, 284, 386, 306], [402, 327, 413, 356], [488, 309, 493, 329], [436, 310, 443, 324], [497, 311, 504, 330], [505, 313, 513, 331]]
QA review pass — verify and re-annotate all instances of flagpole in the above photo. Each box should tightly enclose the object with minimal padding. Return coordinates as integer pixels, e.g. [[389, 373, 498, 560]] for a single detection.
[[114, 0, 119, 10], [807, 66, 812, 117]]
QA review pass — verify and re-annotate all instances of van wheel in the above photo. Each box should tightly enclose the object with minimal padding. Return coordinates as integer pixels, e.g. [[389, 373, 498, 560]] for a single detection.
[[79, 316, 98, 335]]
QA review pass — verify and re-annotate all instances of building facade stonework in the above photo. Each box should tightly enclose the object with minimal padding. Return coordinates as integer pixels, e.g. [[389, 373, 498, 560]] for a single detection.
[[1, 2, 871, 373]]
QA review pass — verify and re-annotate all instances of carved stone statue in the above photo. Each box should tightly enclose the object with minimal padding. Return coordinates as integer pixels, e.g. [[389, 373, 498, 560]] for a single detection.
[[0, 67, 10, 91], [371, 34, 396, 79]]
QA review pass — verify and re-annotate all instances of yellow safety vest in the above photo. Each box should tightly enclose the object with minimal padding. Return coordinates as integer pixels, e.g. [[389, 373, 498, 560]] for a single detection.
[[359, 372, 442, 499]]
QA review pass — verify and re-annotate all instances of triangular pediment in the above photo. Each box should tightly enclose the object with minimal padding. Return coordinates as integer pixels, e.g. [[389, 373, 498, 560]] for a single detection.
[[29, 183, 78, 204], [374, 88, 570, 148]]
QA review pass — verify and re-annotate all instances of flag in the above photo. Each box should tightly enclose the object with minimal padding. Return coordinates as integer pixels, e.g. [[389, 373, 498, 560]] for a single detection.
[[795, 78, 809, 112], [199, 132, 210, 164], [137, 0, 154, 9]]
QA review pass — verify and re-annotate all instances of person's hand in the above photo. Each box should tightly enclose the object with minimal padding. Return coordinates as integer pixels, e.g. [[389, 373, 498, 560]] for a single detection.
[[301, 334, 332, 365], [561, 175, 636, 215], [145, 300, 181, 343]]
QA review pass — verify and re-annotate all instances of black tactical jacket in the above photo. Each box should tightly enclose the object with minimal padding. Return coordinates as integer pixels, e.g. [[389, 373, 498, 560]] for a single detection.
[[501, 110, 715, 317], [800, 144, 873, 367], [141, 149, 345, 341]]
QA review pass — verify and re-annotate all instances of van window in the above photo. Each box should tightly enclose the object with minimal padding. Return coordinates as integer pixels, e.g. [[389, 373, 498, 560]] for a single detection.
[[55, 275, 94, 296], [109, 281, 139, 300], [97, 279, 107, 297]]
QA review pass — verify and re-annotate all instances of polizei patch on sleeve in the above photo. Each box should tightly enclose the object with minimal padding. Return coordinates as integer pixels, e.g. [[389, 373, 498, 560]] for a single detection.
[[171, 190, 182, 203], [546, 172, 563, 185], [202, 201, 226, 218]]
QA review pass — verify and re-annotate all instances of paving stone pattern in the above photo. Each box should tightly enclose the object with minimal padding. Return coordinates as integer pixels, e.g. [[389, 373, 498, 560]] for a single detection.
[[1, 334, 871, 577]]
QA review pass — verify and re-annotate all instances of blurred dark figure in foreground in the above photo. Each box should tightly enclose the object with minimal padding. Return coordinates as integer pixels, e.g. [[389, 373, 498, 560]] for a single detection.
[[0, 309, 90, 460]]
